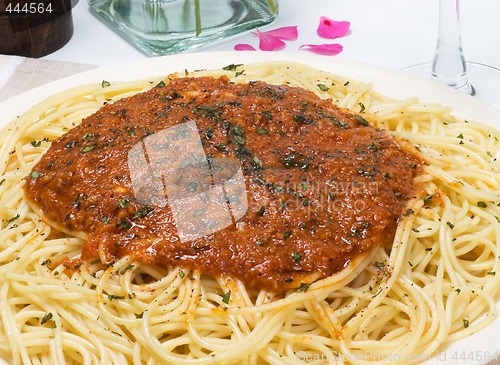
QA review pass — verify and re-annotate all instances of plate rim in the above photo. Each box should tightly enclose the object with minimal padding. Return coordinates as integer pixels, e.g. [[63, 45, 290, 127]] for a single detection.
[[0, 51, 499, 365]]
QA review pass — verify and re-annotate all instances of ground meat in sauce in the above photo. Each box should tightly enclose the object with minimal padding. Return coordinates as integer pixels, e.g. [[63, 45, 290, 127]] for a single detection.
[[24, 75, 423, 293]]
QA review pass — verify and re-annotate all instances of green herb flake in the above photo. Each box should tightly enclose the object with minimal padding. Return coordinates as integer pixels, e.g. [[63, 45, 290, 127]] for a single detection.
[[233, 134, 246, 146], [477, 201, 488, 208], [31, 171, 42, 179], [257, 128, 269, 135], [222, 63, 242, 71], [272, 184, 285, 193], [101, 80, 111, 88], [65, 140, 78, 149], [4, 214, 20, 228], [233, 125, 244, 136], [283, 230, 292, 240], [463, 319, 469, 328], [41, 312, 53, 325], [358, 102, 366, 113], [295, 283, 310, 293], [375, 261, 385, 268], [317, 83, 329, 92], [179, 269, 185, 278], [132, 206, 154, 220], [108, 295, 126, 301], [446, 221, 455, 229], [292, 252, 302, 263], [119, 197, 130, 209], [402, 209, 415, 217], [254, 177, 266, 186], [222, 290, 231, 304], [117, 219, 132, 230], [354, 115, 369, 126], [81, 145, 96, 153], [83, 133, 95, 141], [120, 264, 135, 275], [256, 206, 266, 217], [487, 271, 496, 276], [253, 156, 264, 168], [30, 140, 42, 147], [215, 143, 227, 153]]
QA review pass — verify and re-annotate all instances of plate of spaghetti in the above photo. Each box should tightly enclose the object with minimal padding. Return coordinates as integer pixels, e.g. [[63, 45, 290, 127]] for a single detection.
[[0, 52, 499, 365]]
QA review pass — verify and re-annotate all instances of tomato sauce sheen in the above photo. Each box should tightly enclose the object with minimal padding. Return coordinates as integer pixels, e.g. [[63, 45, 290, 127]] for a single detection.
[[24, 76, 423, 292]]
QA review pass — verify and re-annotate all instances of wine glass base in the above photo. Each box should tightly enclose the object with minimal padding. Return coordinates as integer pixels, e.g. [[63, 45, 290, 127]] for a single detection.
[[402, 62, 500, 111]]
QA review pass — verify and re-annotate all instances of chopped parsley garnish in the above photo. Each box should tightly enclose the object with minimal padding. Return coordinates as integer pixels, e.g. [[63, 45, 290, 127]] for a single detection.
[[4, 214, 20, 228], [222, 63, 242, 71], [295, 283, 310, 293], [120, 265, 135, 275], [118, 197, 130, 209], [354, 115, 369, 126], [222, 290, 231, 304], [317, 84, 329, 92], [81, 145, 96, 153], [292, 252, 302, 263], [40, 312, 53, 325], [132, 206, 154, 220], [108, 295, 126, 301]]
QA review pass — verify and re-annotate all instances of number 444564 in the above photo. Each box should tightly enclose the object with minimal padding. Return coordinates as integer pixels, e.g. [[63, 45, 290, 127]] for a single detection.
[[5, 3, 53, 14]]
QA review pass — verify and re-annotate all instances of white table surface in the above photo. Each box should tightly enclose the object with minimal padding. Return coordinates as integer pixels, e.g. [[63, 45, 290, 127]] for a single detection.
[[45, 0, 500, 71]]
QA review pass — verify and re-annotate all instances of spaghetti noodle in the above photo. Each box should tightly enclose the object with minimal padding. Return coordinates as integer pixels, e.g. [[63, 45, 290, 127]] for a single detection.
[[0, 62, 499, 364]]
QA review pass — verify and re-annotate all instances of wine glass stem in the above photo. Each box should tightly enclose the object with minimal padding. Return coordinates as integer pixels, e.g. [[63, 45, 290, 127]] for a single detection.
[[432, 0, 474, 95]]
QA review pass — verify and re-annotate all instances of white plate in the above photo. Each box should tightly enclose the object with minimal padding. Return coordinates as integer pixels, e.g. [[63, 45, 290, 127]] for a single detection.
[[1, 51, 499, 365]]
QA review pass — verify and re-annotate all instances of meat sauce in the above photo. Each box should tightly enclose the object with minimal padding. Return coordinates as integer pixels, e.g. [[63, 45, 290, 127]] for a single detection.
[[24, 76, 423, 292]]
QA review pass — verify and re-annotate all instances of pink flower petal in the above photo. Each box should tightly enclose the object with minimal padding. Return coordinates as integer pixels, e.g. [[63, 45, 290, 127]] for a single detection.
[[317, 16, 350, 39], [254, 29, 287, 51], [299, 43, 343, 56], [262, 26, 299, 41], [234, 43, 257, 51]]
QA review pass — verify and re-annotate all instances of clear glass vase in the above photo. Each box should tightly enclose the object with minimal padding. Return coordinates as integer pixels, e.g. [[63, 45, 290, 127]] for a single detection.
[[88, 0, 279, 56]]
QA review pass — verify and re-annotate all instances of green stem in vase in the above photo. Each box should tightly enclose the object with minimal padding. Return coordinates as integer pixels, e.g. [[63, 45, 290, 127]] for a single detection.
[[194, 0, 202, 35], [267, 0, 278, 14]]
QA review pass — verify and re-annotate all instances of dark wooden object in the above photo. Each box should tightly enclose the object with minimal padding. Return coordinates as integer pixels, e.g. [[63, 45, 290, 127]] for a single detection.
[[0, 0, 73, 58]]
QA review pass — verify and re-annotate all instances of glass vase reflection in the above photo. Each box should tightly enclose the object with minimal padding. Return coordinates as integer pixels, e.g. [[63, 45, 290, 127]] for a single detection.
[[88, 0, 279, 55]]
